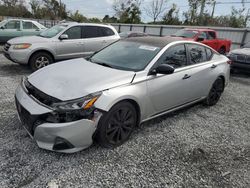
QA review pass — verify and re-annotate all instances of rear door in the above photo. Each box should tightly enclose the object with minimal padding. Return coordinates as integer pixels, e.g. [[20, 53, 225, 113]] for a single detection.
[[185, 43, 218, 98], [22, 21, 40, 36], [81, 26, 117, 57], [56, 26, 84, 60]]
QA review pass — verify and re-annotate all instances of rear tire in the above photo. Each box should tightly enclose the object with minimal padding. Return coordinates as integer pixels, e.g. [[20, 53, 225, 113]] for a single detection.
[[95, 101, 137, 148], [29, 52, 53, 71], [204, 77, 224, 106]]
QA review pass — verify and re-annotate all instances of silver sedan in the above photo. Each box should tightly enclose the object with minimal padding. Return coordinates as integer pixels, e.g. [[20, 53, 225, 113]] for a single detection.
[[15, 37, 230, 153]]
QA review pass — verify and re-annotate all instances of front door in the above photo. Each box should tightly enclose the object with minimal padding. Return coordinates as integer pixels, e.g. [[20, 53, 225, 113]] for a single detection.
[[147, 44, 194, 113], [56, 26, 84, 60]]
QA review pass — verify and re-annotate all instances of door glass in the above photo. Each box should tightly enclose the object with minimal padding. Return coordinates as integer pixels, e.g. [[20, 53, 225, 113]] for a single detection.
[[157, 44, 187, 68], [188, 44, 207, 64], [207, 31, 216, 40], [198, 32, 207, 40], [206, 48, 213, 60], [83, 26, 101, 38], [63, 26, 81, 39], [23, 22, 39, 30], [99, 27, 115, 37], [5, 20, 20, 29]]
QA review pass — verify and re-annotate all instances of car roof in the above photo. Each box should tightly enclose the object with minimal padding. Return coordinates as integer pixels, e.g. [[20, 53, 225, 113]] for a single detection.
[[123, 36, 184, 48], [61, 22, 114, 28], [184, 28, 215, 32]]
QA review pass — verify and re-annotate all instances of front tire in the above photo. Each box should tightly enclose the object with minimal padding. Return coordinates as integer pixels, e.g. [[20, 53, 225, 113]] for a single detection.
[[29, 52, 53, 71], [204, 77, 224, 106], [96, 102, 137, 148]]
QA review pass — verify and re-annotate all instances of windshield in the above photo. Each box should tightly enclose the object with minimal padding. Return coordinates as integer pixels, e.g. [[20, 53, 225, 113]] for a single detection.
[[0, 20, 7, 27], [174, 30, 198, 38], [90, 41, 161, 71], [39, 24, 67, 38], [243, 42, 250, 48]]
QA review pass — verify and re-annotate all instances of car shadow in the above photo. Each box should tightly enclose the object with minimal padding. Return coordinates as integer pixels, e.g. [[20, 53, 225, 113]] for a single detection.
[[231, 70, 250, 78], [0, 62, 32, 76]]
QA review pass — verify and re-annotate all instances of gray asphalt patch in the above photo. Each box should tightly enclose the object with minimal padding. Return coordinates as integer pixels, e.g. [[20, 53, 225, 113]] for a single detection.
[[0, 56, 249, 187]]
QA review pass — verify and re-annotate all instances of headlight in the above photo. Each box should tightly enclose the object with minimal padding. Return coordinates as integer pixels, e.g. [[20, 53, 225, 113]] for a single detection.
[[13, 43, 31, 49], [51, 92, 102, 111]]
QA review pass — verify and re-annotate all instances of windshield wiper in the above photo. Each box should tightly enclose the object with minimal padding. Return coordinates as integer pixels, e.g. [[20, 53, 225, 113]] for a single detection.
[[95, 62, 113, 68], [89, 58, 113, 68]]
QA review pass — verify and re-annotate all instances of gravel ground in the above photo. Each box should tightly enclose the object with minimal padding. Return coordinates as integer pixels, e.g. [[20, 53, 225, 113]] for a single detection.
[[0, 54, 249, 188]]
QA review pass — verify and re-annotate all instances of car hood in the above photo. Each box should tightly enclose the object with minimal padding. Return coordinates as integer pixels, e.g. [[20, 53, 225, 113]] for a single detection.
[[27, 58, 135, 101], [230, 48, 250, 55], [8, 35, 51, 44]]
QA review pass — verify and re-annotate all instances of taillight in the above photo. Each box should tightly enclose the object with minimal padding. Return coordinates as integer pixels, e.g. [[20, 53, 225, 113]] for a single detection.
[[227, 60, 232, 65]]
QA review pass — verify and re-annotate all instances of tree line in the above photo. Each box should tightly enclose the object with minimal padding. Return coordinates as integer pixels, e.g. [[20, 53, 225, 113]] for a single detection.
[[0, 0, 249, 28]]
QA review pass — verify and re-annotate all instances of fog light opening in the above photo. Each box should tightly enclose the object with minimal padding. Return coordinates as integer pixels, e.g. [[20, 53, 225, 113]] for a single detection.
[[53, 137, 74, 150]]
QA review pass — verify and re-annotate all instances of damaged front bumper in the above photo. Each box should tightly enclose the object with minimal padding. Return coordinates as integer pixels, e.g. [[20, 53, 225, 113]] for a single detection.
[[15, 83, 103, 153]]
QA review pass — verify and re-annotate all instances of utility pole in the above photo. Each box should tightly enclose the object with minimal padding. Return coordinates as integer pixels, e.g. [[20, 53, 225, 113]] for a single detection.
[[244, 8, 250, 27], [199, 0, 206, 25], [59, 0, 62, 19], [211, 1, 216, 18]]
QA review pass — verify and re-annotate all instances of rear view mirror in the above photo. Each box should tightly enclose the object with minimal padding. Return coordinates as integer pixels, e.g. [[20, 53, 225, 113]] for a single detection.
[[59, 34, 68, 40], [149, 64, 175, 75]]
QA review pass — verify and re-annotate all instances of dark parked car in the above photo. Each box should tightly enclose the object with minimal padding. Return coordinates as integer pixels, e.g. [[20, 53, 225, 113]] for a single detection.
[[227, 42, 250, 72]]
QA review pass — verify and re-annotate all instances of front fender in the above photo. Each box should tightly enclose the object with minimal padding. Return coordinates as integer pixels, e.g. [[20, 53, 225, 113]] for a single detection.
[[94, 82, 149, 121]]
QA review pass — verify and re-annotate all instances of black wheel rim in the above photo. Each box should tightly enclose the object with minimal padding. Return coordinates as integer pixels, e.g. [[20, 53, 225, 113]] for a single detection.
[[209, 79, 223, 104], [106, 107, 135, 145]]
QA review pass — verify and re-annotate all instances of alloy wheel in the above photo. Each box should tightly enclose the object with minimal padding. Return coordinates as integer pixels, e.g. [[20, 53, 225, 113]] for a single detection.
[[35, 56, 50, 69], [207, 78, 224, 105], [105, 107, 136, 145]]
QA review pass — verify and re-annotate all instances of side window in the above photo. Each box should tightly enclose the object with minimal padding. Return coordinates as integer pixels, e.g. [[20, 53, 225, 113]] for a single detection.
[[63, 26, 81, 39], [99, 27, 115, 37], [188, 44, 207, 64], [82, 26, 100, 38], [206, 48, 213, 60], [23, 22, 39, 30], [198, 32, 207, 40], [158, 44, 187, 68], [207, 31, 216, 40], [5, 20, 20, 29]]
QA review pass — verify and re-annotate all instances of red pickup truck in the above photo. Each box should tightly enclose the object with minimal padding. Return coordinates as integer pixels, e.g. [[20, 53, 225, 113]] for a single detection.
[[172, 28, 231, 54]]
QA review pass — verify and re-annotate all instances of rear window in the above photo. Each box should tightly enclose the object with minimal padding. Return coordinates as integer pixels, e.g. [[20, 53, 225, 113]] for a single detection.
[[206, 48, 213, 60], [175, 30, 198, 38], [188, 44, 207, 64], [99, 27, 115, 37], [82, 26, 100, 38]]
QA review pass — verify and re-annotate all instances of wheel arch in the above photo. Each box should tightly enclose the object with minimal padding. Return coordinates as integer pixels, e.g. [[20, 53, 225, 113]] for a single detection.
[[96, 96, 142, 126], [218, 75, 225, 91], [28, 49, 55, 65]]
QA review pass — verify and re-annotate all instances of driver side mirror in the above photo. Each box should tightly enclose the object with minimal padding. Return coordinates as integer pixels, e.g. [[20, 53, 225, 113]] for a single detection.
[[59, 34, 68, 40], [197, 37, 205, 42], [0, 26, 5, 30], [149, 64, 175, 75]]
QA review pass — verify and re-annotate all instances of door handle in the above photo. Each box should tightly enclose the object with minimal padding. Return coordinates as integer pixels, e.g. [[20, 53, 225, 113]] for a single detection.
[[211, 64, 217, 69], [182, 74, 191, 80], [102, 40, 107, 43]]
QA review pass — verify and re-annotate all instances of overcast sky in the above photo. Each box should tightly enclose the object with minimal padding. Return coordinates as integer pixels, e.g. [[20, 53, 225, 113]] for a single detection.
[[59, 0, 249, 22]]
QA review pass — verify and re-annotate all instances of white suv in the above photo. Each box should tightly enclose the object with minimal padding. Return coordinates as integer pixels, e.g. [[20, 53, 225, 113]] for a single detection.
[[3, 22, 120, 71]]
